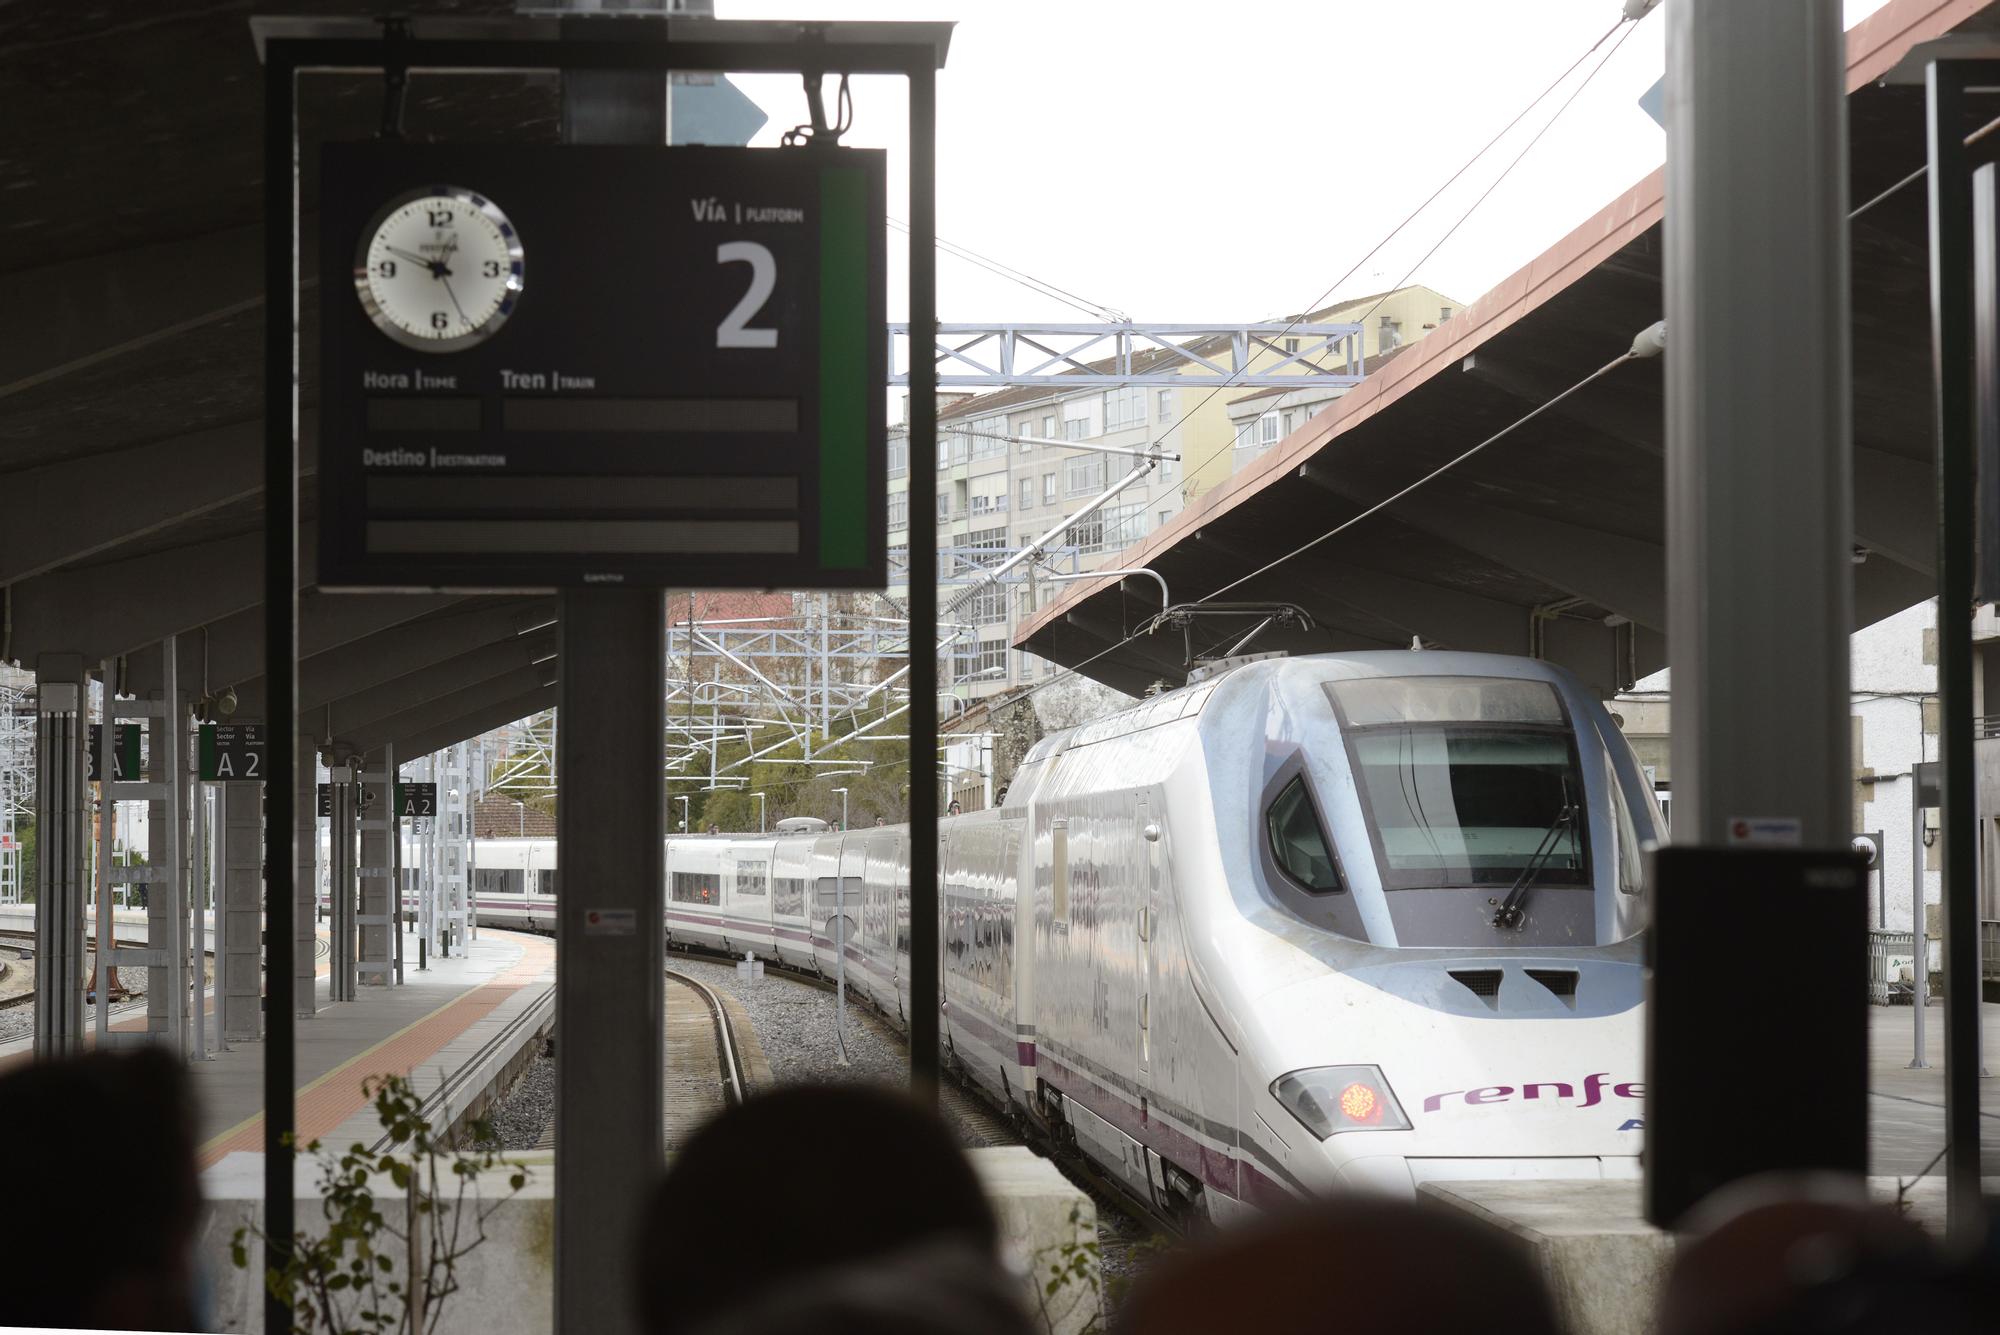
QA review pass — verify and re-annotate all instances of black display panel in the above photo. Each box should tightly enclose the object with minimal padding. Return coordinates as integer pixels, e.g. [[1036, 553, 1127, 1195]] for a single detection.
[[1644, 845, 1868, 1227], [318, 142, 886, 591]]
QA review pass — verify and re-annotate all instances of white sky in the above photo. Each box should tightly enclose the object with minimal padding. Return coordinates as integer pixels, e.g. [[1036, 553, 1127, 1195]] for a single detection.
[[722, 0, 1893, 328]]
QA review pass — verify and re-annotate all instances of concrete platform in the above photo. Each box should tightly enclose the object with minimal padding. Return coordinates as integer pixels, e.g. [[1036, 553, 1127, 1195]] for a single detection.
[[196, 928, 554, 1162], [1866, 999, 2000, 1175], [1424, 1175, 2000, 1335], [197, 1145, 1100, 1335]]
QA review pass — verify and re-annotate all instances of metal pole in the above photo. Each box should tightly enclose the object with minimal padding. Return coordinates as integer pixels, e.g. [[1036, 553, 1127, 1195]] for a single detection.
[[163, 640, 185, 1058], [1663, 0, 1852, 848], [33, 655, 86, 1058], [906, 56, 941, 1103], [262, 45, 300, 1334], [192, 766, 209, 1061], [1912, 783, 1930, 1068], [836, 864, 849, 1064], [554, 48, 668, 1335], [1925, 59, 1984, 1238], [390, 746, 403, 986], [96, 661, 114, 1045]]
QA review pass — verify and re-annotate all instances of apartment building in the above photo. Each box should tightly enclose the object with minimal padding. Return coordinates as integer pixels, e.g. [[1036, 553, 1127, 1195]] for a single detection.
[[886, 285, 1458, 701]]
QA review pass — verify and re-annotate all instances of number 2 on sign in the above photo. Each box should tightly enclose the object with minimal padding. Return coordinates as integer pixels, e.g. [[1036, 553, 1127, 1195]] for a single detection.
[[716, 241, 778, 349]]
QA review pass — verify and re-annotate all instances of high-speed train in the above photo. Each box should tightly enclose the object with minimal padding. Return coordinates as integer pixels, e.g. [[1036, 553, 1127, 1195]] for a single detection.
[[472, 651, 1661, 1220]]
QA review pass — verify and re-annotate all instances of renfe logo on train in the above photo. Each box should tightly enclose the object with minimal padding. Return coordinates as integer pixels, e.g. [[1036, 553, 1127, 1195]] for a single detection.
[[1422, 1072, 1642, 1112]]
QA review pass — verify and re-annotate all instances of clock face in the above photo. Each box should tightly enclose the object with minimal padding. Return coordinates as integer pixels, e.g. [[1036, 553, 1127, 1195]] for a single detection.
[[353, 187, 523, 352]]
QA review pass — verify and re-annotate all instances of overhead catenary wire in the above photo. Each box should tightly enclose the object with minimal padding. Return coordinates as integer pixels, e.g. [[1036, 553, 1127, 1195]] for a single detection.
[[1000, 338, 1654, 710], [888, 217, 1127, 322], [1175, 12, 1641, 492], [1156, 11, 1638, 493]]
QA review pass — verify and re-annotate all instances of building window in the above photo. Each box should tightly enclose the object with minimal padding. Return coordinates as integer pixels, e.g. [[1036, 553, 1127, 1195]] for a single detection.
[[1158, 453, 1177, 483], [972, 415, 1007, 459], [1065, 453, 1107, 497], [953, 638, 1007, 682], [1281, 409, 1296, 436], [1105, 385, 1146, 431], [970, 493, 992, 517], [1259, 413, 1281, 446], [888, 544, 908, 580], [886, 492, 908, 531], [1158, 389, 1173, 420], [1064, 513, 1106, 554], [1158, 510, 1173, 529], [1016, 419, 1037, 452], [966, 526, 1007, 559], [1043, 414, 1056, 437], [966, 584, 1006, 624], [1019, 477, 1033, 510], [887, 434, 908, 478], [937, 491, 950, 521], [1063, 417, 1089, 442], [1103, 502, 1146, 549], [1042, 472, 1058, 504], [1440, 305, 1453, 322], [1379, 314, 1402, 351], [1285, 337, 1299, 353]]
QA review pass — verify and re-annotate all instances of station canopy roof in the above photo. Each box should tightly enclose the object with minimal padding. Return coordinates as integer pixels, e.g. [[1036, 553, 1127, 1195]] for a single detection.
[[1015, 0, 2000, 698], [0, 3, 572, 755]]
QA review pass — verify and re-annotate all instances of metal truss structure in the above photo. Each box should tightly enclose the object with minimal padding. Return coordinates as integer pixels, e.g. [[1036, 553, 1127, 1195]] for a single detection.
[[888, 322, 1370, 388], [0, 670, 33, 903]]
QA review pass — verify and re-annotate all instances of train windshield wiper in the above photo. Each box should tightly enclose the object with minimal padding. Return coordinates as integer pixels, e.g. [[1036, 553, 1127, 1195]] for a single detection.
[[1491, 787, 1575, 931]]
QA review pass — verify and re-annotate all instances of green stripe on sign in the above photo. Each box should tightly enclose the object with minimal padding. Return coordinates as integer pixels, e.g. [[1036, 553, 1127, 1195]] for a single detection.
[[819, 166, 868, 571]]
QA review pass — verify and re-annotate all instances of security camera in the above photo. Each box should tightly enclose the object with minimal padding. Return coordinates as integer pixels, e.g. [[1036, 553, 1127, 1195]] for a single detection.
[[216, 685, 238, 717]]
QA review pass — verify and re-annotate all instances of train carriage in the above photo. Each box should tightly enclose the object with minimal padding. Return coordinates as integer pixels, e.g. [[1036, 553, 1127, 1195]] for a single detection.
[[457, 650, 1659, 1223]]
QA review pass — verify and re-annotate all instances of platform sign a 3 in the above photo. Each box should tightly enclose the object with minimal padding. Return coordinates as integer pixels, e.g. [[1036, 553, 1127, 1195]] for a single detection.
[[318, 143, 887, 592], [87, 723, 142, 783]]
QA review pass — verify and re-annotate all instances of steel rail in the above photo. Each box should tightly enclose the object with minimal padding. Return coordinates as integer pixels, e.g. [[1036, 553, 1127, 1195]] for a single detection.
[[667, 967, 749, 1108]]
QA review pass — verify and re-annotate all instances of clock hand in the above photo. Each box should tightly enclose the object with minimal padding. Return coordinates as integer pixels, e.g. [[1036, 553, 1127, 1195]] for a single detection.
[[384, 245, 451, 277], [439, 271, 471, 328]]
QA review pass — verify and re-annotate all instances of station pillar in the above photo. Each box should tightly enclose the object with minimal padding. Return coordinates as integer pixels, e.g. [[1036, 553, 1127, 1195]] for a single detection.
[[1663, 0, 1852, 844], [552, 51, 668, 1335], [293, 737, 319, 1017], [223, 772, 265, 1041], [358, 747, 394, 986], [326, 758, 359, 1003], [32, 652, 87, 1057]]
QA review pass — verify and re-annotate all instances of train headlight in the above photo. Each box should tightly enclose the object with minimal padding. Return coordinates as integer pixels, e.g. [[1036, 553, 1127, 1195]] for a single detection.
[[1271, 1066, 1413, 1139]]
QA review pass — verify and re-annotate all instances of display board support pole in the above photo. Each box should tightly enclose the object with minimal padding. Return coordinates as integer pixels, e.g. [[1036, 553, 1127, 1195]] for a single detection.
[[553, 51, 668, 1335], [906, 59, 941, 1105], [1657, 0, 1854, 1220], [1926, 57, 1988, 1243]]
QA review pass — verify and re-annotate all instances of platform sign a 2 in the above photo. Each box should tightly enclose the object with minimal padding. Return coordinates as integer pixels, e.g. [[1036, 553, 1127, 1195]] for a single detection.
[[199, 724, 266, 782], [395, 782, 438, 819], [318, 143, 887, 592]]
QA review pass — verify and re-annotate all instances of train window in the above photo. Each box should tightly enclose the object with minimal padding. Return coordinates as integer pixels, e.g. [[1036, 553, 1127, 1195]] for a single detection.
[[1267, 776, 1344, 893], [670, 871, 719, 904], [734, 859, 769, 897], [1052, 819, 1070, 923], [1328, 676, 1590, 891], [773, 877, 806, 915]]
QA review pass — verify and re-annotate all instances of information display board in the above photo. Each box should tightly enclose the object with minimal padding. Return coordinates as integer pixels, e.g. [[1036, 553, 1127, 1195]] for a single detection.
[[318, 143, 886, 591]]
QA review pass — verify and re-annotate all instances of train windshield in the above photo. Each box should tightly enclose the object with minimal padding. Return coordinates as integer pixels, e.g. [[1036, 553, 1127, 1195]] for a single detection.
[[1325, 676, 1590, 891]]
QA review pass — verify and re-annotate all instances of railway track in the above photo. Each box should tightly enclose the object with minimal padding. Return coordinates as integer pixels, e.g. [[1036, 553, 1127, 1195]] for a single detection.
[[665, 966, 749, 1110]]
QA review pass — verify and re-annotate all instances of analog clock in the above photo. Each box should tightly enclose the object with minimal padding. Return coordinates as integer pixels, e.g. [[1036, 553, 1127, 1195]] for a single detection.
[[354, 186, 524, 352]]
